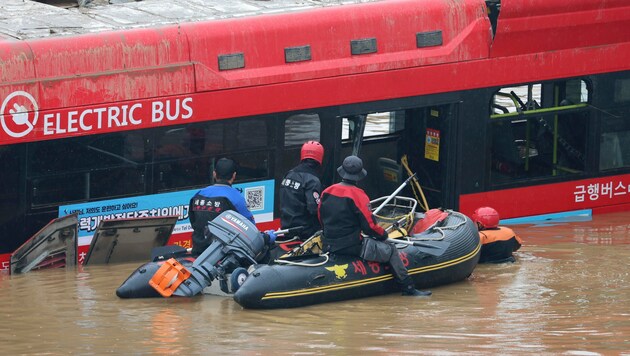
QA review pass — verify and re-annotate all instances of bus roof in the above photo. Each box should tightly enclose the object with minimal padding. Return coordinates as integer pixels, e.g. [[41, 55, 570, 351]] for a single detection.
[[0, 0, 381, 40]]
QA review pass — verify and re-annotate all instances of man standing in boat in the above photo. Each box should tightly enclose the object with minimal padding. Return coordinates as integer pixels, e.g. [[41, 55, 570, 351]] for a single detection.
[[279, 141, 324, 241], [189, 157, 256, 256], [318, 155, 431, 297]]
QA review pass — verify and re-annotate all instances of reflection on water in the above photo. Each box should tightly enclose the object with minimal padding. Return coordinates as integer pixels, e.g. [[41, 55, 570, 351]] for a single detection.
[[1, 212, 630, 354]]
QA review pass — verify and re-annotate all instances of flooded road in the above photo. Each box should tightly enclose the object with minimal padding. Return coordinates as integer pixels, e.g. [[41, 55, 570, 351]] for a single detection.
[[1, 212, 630, 354]]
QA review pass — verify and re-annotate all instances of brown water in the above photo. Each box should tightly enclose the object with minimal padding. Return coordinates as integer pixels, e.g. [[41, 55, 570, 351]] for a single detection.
[[2, 212, 630, 355]]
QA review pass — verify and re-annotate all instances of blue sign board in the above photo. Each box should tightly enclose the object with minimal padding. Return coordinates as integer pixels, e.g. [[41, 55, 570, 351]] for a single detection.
[[59, 180, 275, 246]]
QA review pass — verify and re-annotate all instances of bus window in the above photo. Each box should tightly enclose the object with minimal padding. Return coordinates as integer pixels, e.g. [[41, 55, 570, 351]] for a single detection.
[[27, 132, 147, 207], [613, 77, 630, 104], [284, 113, 321, 147], [600, 110, 630, 170], [600, 76, 630, 170], [341, 111, 404, 140], [155, 124, 218, 190], [490, 80, 590, 184], [155, 118, 271, 191], [0, 145, 23, 253], [492, 84, 542, 114], [337, 110, 408, 198], [225, 151, 270, 183], [235, 119, 269, 150], [279, 113, 321, 179]]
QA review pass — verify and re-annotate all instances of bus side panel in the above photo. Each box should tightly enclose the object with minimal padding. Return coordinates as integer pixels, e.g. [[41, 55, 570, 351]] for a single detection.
[[184, 0, 491, 91], [492, 0, 630, 57], [0, 40, 36, 84], [459, 173, 630, 219], [0, 253, 8, 274], [20, 27, 194, 111], [0, 40, 39, 116]]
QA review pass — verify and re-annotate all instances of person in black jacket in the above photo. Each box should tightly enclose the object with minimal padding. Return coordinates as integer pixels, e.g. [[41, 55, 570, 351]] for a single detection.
[[318, 155, 431, 297], [279, 141, 324, 240]]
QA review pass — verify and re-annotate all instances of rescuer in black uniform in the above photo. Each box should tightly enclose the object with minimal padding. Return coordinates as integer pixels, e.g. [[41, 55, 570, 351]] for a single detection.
[[318, 155, 431, 297], [279, 141, 324, 241]]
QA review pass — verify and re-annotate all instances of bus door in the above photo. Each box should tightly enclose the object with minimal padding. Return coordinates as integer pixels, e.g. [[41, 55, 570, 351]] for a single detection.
[[336, 112, 403, 199], [402, 104, 458, 210], [335, 104, 457, 210]]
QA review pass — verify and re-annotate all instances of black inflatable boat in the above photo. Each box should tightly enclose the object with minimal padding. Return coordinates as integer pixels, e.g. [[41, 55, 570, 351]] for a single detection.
[[233, 209, 480, 309]]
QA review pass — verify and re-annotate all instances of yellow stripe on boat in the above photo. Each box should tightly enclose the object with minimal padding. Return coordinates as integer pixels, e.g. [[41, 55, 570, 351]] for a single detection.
[[261, 241, 481, 300]]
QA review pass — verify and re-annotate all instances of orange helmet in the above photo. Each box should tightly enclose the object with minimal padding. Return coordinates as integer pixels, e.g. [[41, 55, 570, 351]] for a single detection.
[[301, 141, 324, 164], [472, 207, 500, 230]]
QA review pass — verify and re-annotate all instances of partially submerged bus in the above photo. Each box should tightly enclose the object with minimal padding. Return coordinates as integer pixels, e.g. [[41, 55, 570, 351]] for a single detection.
[[1, 0, 630, 268]]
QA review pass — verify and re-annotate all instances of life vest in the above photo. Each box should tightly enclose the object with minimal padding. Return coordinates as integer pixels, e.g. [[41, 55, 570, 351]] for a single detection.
[[479, 226, 522, 245], [478, 226, 522, 263]]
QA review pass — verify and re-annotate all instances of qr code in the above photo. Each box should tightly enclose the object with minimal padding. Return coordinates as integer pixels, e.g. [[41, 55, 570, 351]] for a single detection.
[[245, 186, 264, 211]]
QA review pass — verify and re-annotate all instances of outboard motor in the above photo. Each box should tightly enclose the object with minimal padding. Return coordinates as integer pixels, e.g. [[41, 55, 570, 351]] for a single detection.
[[149, 210, 266, 297]]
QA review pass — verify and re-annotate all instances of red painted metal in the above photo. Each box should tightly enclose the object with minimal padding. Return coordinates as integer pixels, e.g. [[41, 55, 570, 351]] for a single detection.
[[460, 174, 630, 219], [0, 253, 9, 274], [185, 0, 490, 91], [26, 27, 194, 110], [492, 0, 630, 57], [0, 0, 629, 223], [1, 0, 629, 147]]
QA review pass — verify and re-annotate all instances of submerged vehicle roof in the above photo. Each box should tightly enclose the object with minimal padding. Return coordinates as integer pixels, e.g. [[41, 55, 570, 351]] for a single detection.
[[0, 0, 383, 40]]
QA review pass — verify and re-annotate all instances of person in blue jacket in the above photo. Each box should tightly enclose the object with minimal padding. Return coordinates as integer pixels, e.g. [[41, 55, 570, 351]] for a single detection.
[[189, 158, 257, 255]]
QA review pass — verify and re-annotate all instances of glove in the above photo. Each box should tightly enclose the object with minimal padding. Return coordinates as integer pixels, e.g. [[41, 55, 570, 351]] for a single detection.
[[264, 230, 277, 244]]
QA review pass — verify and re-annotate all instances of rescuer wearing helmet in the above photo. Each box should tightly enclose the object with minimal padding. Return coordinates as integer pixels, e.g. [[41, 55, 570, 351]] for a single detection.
[[318, 155, 431, 297], [279, 141, 325, 240], [472, 206, 523, 263]]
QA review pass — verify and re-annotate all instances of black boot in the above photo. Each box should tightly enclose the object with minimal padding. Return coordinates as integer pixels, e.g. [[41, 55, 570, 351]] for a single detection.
[[401, 283, 432, 297]]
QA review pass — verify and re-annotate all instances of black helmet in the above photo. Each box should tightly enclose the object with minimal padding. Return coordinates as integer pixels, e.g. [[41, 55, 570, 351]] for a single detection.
[[337, 155, 367, 181]]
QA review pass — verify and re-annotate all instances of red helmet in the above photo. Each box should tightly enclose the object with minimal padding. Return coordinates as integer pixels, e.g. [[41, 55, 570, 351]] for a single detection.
[[301, 141, 324, 164], [472, 207, 500, 230]]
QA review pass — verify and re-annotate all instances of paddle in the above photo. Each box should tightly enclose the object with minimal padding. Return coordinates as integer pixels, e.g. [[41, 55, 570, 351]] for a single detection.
[[272, 226, 304, 241], [386, 238, 450, 257], [372, 173, 417, 215]]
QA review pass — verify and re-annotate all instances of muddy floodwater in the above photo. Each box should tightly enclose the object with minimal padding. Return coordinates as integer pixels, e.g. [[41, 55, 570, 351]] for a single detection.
[[1, 212, 630, 355]]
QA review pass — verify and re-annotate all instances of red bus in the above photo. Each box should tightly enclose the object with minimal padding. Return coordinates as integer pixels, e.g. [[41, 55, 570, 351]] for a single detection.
[[1, 0, 630, 267]]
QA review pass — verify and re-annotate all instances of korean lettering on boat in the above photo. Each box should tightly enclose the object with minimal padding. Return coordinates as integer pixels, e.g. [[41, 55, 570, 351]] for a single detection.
[[351, 251, 409, 276]]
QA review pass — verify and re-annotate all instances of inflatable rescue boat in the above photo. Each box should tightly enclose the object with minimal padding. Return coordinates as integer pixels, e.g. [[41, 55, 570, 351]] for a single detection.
[[116, 196, 480, 308], [233, 206, 480, 309]]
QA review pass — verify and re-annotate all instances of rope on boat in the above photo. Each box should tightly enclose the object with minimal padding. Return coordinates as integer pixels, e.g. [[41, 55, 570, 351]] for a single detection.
[[273, 253, 330, 267]]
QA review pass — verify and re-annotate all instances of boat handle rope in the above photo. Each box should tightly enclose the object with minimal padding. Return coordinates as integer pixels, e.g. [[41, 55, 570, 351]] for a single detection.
[[273, 252, 330, 267]]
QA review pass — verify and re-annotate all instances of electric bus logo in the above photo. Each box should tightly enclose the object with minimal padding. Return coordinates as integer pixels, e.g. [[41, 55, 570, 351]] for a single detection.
[[0, 91, 39, 138]]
